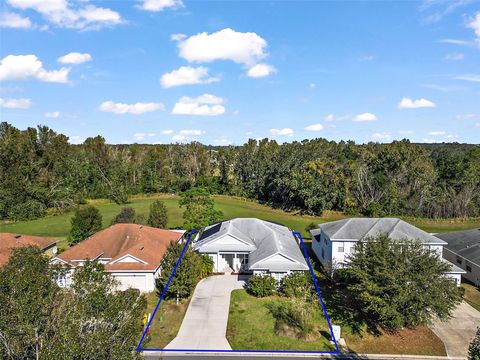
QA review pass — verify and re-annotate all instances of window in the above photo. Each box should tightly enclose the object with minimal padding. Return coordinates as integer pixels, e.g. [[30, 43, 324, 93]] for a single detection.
[[456, 256, 462, 265], [467, 262, 472, 272], [315, 235, 321, 243], [338, 246, 344, 253]]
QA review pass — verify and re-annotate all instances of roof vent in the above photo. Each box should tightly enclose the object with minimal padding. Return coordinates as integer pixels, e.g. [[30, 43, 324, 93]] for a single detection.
[[14, 234, 21, 239], [140, 246, 144, 251]]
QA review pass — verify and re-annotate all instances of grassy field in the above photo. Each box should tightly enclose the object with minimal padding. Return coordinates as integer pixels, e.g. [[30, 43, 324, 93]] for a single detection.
[[1, 194, 478, 246], [226, 289, 335, 351], [142, 291, 190, 349], [462, 282, 480, 312]]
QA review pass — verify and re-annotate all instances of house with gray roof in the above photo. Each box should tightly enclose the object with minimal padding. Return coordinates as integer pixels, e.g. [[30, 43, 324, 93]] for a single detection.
[[436, 228, 480, 286], [192, 218, 309, 281], [310, 218, 465, 286]]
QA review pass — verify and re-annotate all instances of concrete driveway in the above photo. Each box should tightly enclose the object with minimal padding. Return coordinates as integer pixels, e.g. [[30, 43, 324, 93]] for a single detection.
[[431, 301, 480, 358], [165, 274, 246, 350]]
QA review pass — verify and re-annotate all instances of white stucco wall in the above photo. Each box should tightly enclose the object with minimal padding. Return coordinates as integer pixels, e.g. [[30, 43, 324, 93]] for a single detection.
[[443, 248, 480, 286]]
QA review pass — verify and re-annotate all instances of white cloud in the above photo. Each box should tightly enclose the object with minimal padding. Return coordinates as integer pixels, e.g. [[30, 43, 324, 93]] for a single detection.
[[353, 112, 377, 122], [44, 111, 60, 118], [161, 129, 174, 135], [140, 0, 184, 12], [456, 113, 478, 120], [439, 38, 472, 46], [170, 33, 186, 41], [324, 114, 334, 122], [444, 52, 464, 61], [246, 63, 276, 78], [160, 66, 219, 88], [428, 131, 446, 136], [57, 52, 92, 64], [428, 131, 447, 136], [175, 28, 268, 66], [475, 123, 480, 128], [171, 129, 205, 142], [0, 97, 31, 109], [69, 135, 84, 144], [99, 101, 164, 115], [0, 12, 32, 28], [0, 54, 70, 83], [133, 132, 155, 141], [398, 97, 436, 109], [270, 128, 293, 136], [309, 83, 316, 89], [174, 28, 274, 76], [172, 94, 225, 116], [453, 74, 480, 82], [468, 12, 480, 39], [304, 123, 324, 132], [6, 0, 122, 30], [232, 110, 240, 116], [371, 132, 391, 141], [178, 129, 204, 136], [214, 138, 232, 145], [358, 55, 375, 61]]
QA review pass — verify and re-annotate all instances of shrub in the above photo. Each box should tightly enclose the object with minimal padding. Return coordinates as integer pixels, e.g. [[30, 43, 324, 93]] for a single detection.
[[200, 254, 214, 278], [280, 272, 315, 302], [469, 327, 480, 360], [69, 206, 103, 244], [266, 300, 314, 338], [147, 200, 168, 228], [111, 207, 136, 224], [247, 274, 276, 297]]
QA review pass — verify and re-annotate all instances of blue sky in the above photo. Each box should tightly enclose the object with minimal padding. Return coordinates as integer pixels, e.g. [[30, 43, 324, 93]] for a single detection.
[[0, 0, 479, 145]]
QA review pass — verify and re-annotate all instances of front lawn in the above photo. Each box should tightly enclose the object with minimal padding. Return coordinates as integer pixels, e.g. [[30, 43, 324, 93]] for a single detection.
[[226, 289, 335, 351], [462, 281, 480, 312], [141, 291, 189, 349], [342, 325, 446, 356]]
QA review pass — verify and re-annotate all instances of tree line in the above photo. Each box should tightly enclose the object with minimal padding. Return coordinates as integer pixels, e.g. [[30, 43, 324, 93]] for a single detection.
[[1, 121, 479, 221]]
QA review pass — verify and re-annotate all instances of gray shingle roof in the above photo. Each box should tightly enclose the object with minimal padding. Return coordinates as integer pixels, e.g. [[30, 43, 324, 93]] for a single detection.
[[318, 218, 447, 245], [436, 229, 480, 265], [193, 218, 308, 272]]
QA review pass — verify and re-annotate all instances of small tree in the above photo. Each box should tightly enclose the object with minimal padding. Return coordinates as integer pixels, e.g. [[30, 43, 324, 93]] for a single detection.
[[179, 187, 223, 231], [147, 200, 168, 229], [341, 234, 463, 331], [111, 207, 136, 225], [469, 327, 480, 360], [70, 205, 102, 244], [247, 274, 277, 297], [280, 272, 315, 303], [156, 242, 201, 302]]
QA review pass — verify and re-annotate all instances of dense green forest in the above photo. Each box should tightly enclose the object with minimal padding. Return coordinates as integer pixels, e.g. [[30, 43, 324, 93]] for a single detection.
[[1, 122, 479, 221]]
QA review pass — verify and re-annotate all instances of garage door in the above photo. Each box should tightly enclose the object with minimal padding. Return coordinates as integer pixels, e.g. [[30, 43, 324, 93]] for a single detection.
[[113, 274, 146, 292]]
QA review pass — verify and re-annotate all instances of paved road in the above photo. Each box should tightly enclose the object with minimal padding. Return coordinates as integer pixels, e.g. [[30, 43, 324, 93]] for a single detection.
[[165, 274, 245, 350], [431, 301, 480, 358]]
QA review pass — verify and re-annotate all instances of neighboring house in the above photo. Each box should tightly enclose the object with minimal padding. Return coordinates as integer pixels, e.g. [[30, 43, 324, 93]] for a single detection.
[[436, 228, 480, 286], [50, 224, 185, 292], [192, 218, 309, 281], [310, 218, 465, 286], [0, 233, 58, 267]]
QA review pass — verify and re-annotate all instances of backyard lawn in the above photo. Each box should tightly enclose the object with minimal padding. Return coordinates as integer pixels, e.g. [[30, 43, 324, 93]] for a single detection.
[[1, 194, 478, 248], [141, 291, 190, 349], [226, 289, 335, 351], [462, 281, 480, 312]]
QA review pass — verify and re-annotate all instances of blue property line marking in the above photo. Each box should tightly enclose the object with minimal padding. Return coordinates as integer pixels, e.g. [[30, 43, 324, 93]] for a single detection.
[[136, 229, 198, 352], [137, 228, 341, 354], [293, 231, 340, 354]]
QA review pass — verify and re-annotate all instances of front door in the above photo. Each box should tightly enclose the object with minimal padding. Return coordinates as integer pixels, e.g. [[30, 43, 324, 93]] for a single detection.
[[220, 253, 234, 271]]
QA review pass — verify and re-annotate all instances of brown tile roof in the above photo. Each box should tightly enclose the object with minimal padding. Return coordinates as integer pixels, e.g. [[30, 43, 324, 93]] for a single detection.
[[0, 233, 57, 267], [57, 224, 183, 271]]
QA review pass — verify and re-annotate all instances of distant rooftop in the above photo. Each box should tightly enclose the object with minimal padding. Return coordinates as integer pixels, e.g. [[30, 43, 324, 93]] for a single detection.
[[436, 228, 480, 265], [313, 218, 447, 245]]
